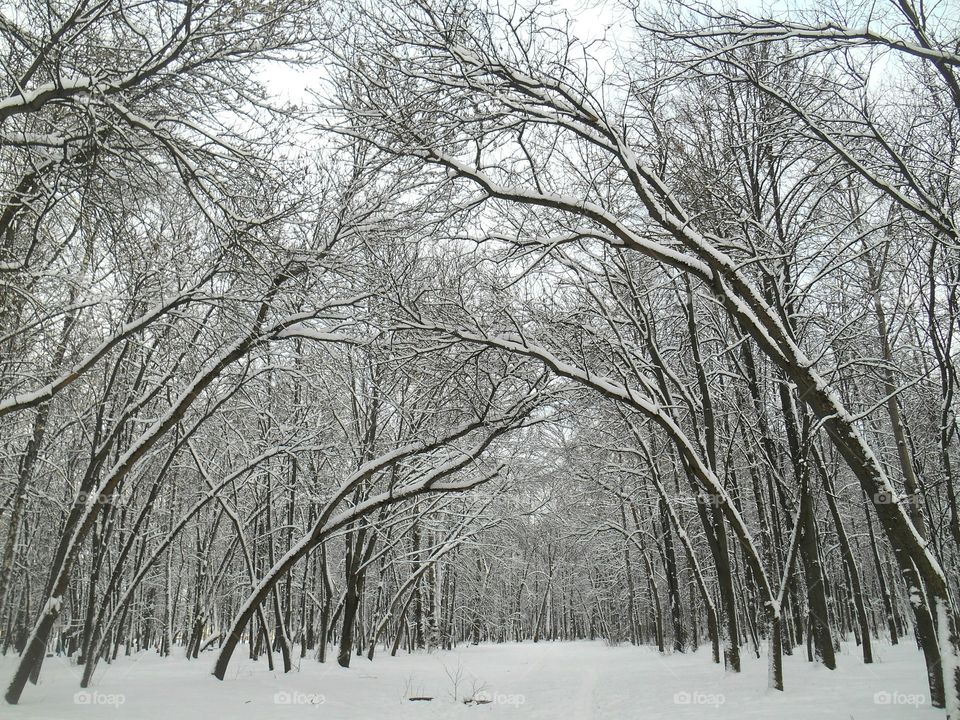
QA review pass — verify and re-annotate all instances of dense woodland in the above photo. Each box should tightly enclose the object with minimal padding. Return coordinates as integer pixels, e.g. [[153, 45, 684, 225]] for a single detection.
[[2, 0, 960, 715]]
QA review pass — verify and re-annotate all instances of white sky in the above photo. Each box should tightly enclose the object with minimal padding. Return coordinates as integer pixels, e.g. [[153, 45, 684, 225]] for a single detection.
[[259, 0, 619, 105]]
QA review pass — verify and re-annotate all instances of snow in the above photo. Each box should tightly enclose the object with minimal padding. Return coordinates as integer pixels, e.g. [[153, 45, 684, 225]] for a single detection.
[[935, 598, 960, 719], [0, 77, 95, 117], [1, 640, 938, 719]]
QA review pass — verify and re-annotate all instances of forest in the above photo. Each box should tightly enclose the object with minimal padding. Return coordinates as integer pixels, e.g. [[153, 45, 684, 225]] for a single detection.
[[1, 0, 959, 717]]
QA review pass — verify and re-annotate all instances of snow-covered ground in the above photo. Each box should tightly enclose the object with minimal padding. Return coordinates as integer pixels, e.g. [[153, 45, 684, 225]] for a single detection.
[[1, 640, 937, 719]]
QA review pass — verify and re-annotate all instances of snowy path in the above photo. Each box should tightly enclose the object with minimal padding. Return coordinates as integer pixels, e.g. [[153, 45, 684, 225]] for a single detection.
[[571, 662, 598, 719], [1, 640, 938, 719]]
